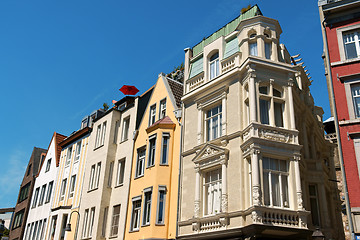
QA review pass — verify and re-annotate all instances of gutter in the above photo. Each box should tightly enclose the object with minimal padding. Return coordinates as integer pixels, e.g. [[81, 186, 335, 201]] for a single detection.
[[320, 12, 355, 240]]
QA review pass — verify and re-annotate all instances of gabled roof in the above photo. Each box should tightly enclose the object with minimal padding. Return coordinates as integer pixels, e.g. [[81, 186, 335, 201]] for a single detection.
[[59, 127, 91, 149], [166, 77, 183, 108], [55, 133, 67, 167]]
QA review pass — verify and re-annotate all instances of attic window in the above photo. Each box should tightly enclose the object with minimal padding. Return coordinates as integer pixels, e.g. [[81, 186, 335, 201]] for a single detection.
[[119, 102, 127, 111]]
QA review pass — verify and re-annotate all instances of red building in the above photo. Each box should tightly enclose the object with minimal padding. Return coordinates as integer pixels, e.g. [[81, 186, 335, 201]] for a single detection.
[[319, 0, 360, 239]]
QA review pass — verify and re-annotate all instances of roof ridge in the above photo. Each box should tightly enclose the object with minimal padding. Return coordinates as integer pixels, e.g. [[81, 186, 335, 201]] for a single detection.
[[166, 76, 184, 85]]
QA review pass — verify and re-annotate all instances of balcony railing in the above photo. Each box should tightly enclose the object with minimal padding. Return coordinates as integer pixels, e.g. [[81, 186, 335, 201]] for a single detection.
[[242, 122, 299, 145]]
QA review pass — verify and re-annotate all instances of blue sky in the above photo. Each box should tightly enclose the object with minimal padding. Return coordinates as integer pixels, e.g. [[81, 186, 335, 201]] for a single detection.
[[0, 0, 328, 208]]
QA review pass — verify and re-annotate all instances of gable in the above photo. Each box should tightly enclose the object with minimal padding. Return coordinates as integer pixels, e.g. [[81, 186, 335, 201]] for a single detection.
[[192, 144, 228, 169]]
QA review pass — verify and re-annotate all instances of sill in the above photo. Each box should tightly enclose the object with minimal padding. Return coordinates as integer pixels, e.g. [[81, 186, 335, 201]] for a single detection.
[[120, 138, 128, 144], [141, 223, 150, 227], [331, 57, 360, 67], [82, 237, 91, 240], [146, 164, 155, 169], [134, 174, 144, 180], [159, 163, 169, 166], [155, 223, 165, 226], [129, 229, 139, 233], [115, 183, 124, 188], [109, 235, 118, 239], [339, 118, 360, 126], [87, 187, 98, 193], [93, 144, 104, 151]]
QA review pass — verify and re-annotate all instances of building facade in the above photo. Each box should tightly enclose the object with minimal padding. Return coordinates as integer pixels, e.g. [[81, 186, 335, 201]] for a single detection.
[[23, 132, 66, 240], [124, 74, 183, 240], [9, 147, 47, 240], [319, 0, 360, 238], [77, 94, 152, 240], [178, 6, 343, 240], [49, 124, 91, 240]]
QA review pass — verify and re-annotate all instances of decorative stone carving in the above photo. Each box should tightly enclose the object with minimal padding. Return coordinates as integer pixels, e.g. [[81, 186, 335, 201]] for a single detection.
[[243, 129, 251, 141], [252, 186, 262, 206], [194, 200, 200, 218], [219, 217, 228, 227], [251, 210, 262, 223], [221, 139, 228, 147], [297, 192, 304, 210], [299, 214, 307, 228], [203, 147, 219, 157], [192, 221, 200, 232], [197, 132, 202, 144], [221, 194, 228, 212], [259, 128, 291, 143]]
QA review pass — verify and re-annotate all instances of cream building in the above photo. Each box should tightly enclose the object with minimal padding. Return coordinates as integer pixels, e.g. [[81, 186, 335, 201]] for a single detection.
[[77, 93, 153, 240], [178, 6, 343, 240]]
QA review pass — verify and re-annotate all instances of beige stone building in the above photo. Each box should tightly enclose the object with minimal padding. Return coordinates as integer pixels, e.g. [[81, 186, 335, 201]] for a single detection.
[[177, 6, 343, 240], [77, 93, 152, 240]]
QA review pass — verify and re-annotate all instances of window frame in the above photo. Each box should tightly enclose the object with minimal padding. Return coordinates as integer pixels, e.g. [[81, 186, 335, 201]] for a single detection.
[[135, 148, 146, 178], [121, 117, 130, 142], [309, 184, 321, 227], [149, 104, 157, 126], [59, 178, 67, 201], [209, 52, 220, 80], [203, 168, 222, 216], [336, 24, 360, 62], [116, 158, 125, 187], [130, 196, 142, 232], [156, 186, 166, 225], [45, 181, 53, 203], [205, 104, 223, 142], [74, 142, 82, 163], [65, 146, 72, 166], [38, 184, 47, 206], [69, 174, 77, 198], [258, 84, 284, 127], [45, 158, 52, 172], [32, 187, 40, 208], [142, 187, 152, 226], [159, 98, 167, 119], [110, 205, 121, 237], [160, 133, 170, 165], [147, 134, 156, 168]]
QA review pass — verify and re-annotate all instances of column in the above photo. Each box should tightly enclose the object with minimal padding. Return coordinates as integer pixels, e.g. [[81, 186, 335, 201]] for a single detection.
[[249, 76, 257, 122], [269, 79, 275, 126], [294, 155, 303, 210], [257, 37, 264, 58], [251, 149, 261, 205], [271, 39, 278, 61], [222, 95, 227, 136], [194, 168, 201, 218], [288, 80, 296, 130], [221, 158, 228, 212], [197, 107, 202, 144]]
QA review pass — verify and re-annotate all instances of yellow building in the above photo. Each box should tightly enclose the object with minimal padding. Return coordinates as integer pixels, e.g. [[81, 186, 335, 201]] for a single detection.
[[49, 121, 92, 240], [125, 73, 183, 240]]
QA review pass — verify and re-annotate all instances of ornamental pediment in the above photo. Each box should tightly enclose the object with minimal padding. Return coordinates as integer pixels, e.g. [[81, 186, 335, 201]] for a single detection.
[[192, 144, 228, 164]]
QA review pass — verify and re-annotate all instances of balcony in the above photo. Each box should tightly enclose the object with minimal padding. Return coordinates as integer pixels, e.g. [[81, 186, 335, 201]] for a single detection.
[[185, 53, 241, 94], [242, 122, 299, 145]]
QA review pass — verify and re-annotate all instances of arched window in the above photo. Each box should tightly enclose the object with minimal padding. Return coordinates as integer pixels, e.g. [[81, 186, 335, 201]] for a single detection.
[[209, 52, 219, 80], [249, 34, 258, 56]]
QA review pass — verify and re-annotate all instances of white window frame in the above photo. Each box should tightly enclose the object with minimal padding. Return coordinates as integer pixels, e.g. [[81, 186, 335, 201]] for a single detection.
[[32, 187, 40, 208], [101, 206, 108, 237], [156, 186, 166, 224], [108, 161, 114, 187], [59, 178, 67, 201], [88, 207, 95, 237], [121, 117, 130, 142], [110, 205, 120, 237], [147, 134, 156, 167], [88, 162, 101, 190], [114, 120, 120, 143], [135, 148, 145, 178], [116, 159, 125, 186], [203, 168, 222, 216], [101, 122, 107, 146], [262, 157, 289, 208], [65, 146, 72, 166], [130, 196, 142, 231], [38, 184, 46, 206], [265, 41, 271, 59], [258, 85, 284, 127], [142, 187, 152, 226], [69, 175, 76, 198], [95, 124, 102, 148], [74, 142, 81, 162], [45, 158, 51, 172], [249, 41, 258, 56], [159, 98, 167, 119], [336, 24, 360, 62], [209, 52, 219, 80], [45, 181, 53, 203], [95, 121, 107, 148], [149, 104, 156, 126], [82, 209, 89, 238], [205, 105, 222, 141], [160, 133, 170, 165]]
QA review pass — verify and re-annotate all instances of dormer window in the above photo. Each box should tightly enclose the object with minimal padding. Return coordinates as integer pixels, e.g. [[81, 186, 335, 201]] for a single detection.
[[209, 52, 219, 80]]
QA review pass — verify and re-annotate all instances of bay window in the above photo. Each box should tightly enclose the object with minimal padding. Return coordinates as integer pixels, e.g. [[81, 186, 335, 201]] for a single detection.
[[206, 105, 222, 141], [262, 157, 289, 208], [203, 168, 222, 215]]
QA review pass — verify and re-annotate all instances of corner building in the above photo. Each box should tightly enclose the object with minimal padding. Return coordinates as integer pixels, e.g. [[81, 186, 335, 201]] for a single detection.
[[178, 6, 343, 240]]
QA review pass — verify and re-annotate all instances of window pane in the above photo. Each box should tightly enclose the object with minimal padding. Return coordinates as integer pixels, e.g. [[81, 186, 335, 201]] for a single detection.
[[274, 102, 284, 127], [157, 191, 165, 223], [271, 173, 280, 206], [259, 86, 267, 94], [281, 175, 289, 207], [263, 172, 270, 205], [250, 42, 258, 56], [260, 99, 269, 124], [265, 42, 271, 59], [345, 41, 357, 59]]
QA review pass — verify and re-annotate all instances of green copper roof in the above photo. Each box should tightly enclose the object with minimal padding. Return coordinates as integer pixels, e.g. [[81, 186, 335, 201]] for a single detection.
[[192, 5, 262, 57]]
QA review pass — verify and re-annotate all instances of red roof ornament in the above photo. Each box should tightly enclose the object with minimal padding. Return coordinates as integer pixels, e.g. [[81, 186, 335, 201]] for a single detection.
[[119, 85, 139, 95], [112, 100, 117, 104]]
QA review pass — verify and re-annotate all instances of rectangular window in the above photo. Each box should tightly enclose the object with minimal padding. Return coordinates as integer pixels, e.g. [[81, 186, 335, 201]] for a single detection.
[[262, 157, 289, 207], [95, 162, 101, 188], [40, 219, 46, 240], [149, 104, 156, 126], [161, 133, 170, 165], [89, 164, 96, 190], [352, 84, 360, 118], [18, 183, 30, 203], [65, 146, 72, 166], [131, 198, 141, 231], [74, 142, 81, 162], [95, 121, 107, 148], [36, 220, 42, 240], [343, 31, 360, 59], [32, 221, 38, 240], [204, 169, 222, 215], [110, 205, 121, 237], [143, 189, 152, 225], [159, 99, 166, 119], [249, 42, 258, 56], [82, 209, 89, 238], [101, 206, 108, 237], [12, 209, 25, 229], [108, 161, 114, 187], [148, 135, 156, 167], [135, 148, 145, 178], [95, 125, 102, 148], [89, 162, 101, 190], [49, 215, 57, 240], [101, 122, 107, 146], [156, 187, 166, 224], [60, 179, 67, 201], [69, 175, 76, 198], [32, 187, 40, 208], [60, 214, 68, 240], [260, 99, 270, 125], [114, 120, 120, 143], [116, 159, 125, 186], [88, 208, 95, 237], [121, 118, 130, 142], [274, 102, 284, 127], [309, 184, 321, 227], [45, 158, 51, 172], [45, 181, 53, 203], [265, 42, 271, 59], [38, 184, 46, 206], [206, 105, 222, 141]]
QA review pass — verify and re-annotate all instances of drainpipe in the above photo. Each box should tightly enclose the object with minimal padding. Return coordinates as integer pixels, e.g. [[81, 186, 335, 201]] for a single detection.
[[176, 103, 184, 238], [321, 16, 355, 240]]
